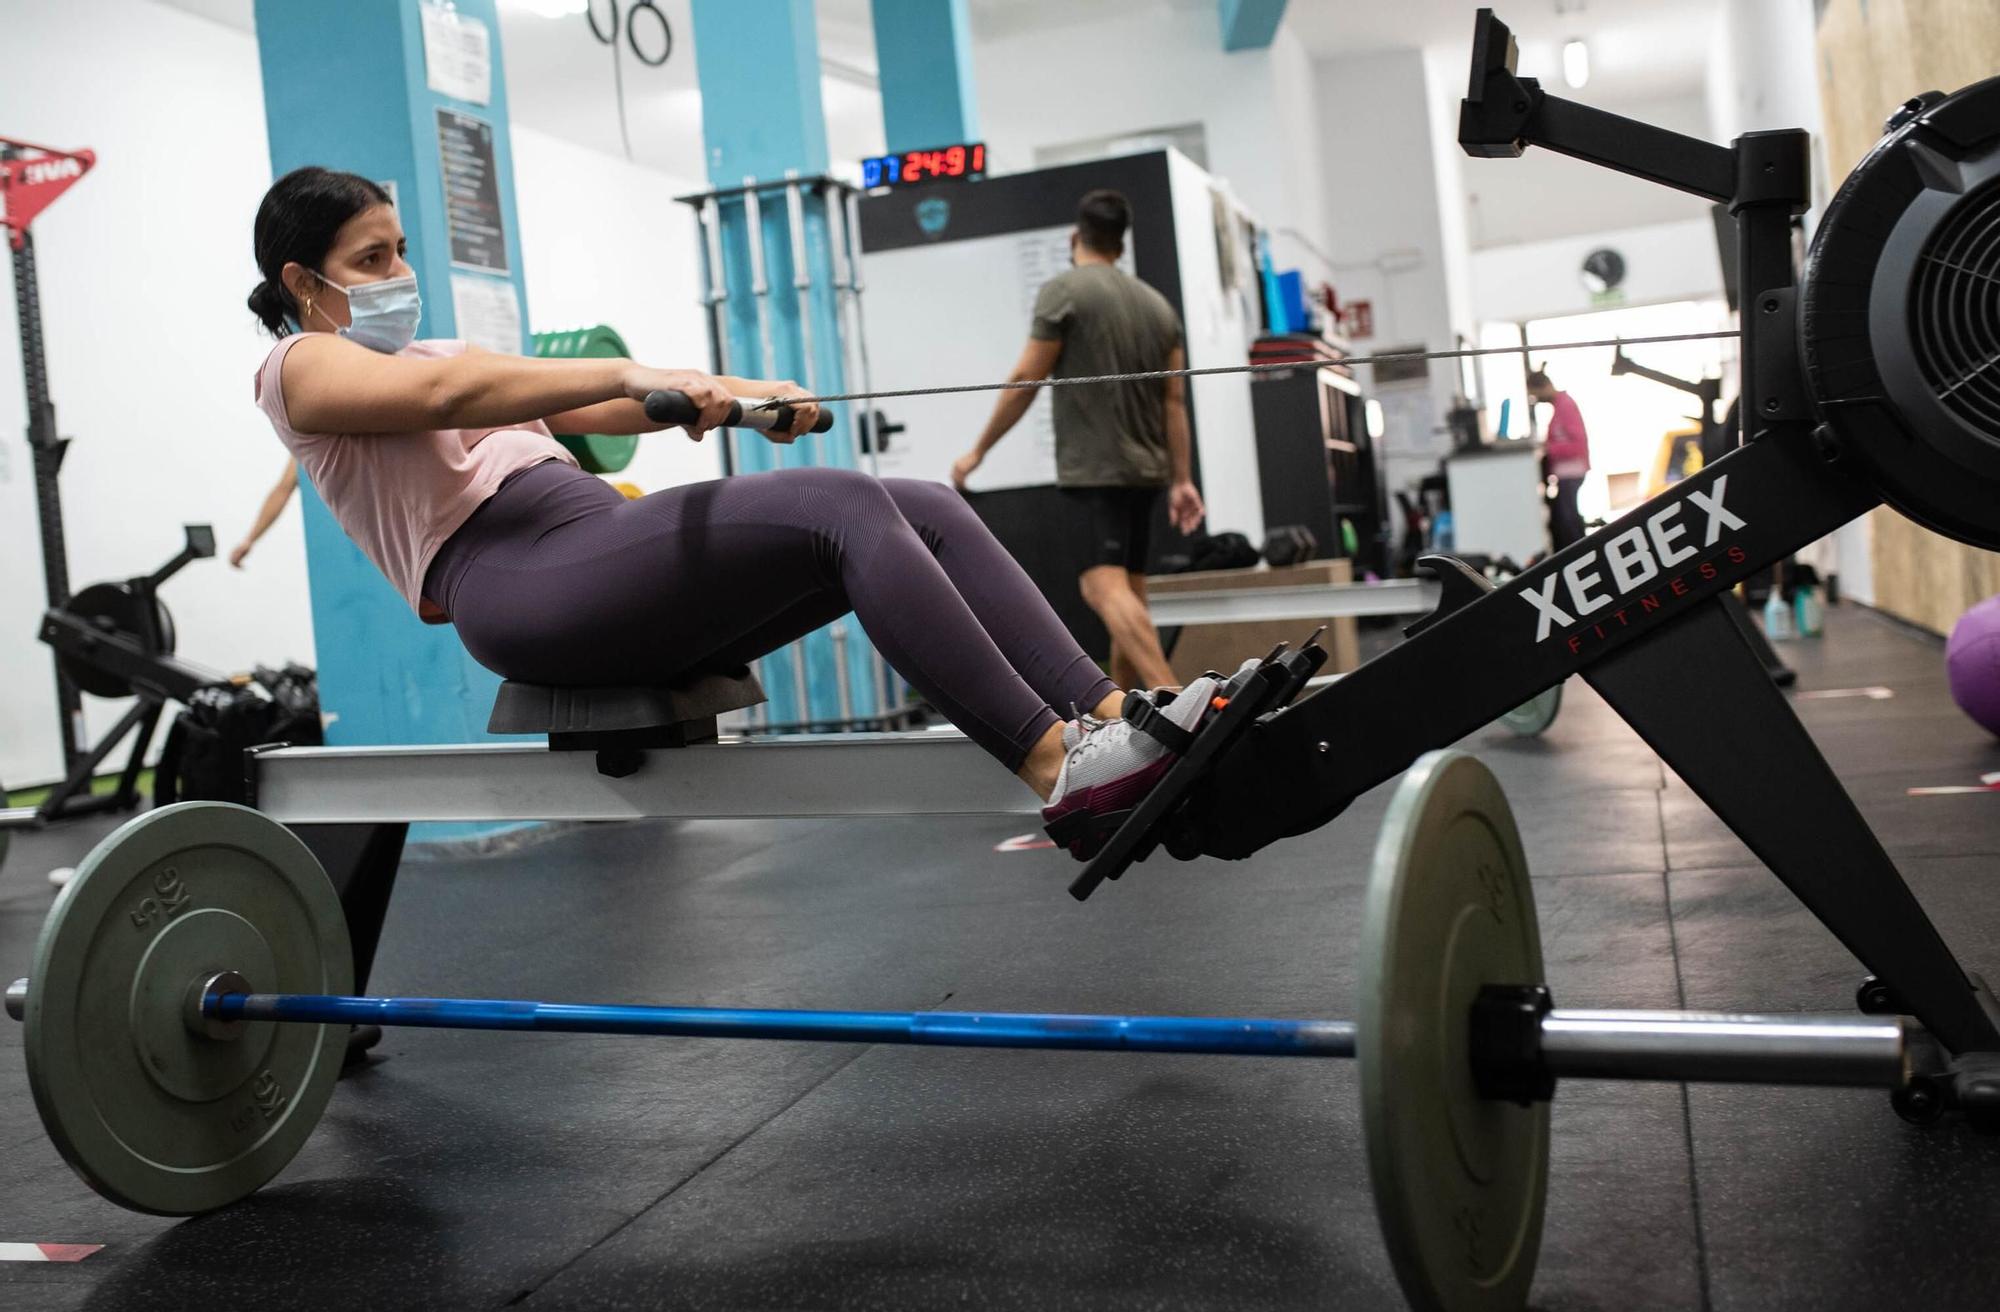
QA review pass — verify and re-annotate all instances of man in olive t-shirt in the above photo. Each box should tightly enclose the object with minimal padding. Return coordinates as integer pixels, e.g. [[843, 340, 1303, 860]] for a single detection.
[[953, 189, 1204, 691]]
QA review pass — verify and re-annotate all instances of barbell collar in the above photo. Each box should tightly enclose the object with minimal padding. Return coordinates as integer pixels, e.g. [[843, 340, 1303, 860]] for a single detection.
[[4, 977, 25, 1022], [185, 971, 250, 1042]]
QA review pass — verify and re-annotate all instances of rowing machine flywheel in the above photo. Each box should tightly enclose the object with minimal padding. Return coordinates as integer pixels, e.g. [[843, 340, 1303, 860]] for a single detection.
[[59, 582, 177, 700], [1802, 77, 2000, 550]]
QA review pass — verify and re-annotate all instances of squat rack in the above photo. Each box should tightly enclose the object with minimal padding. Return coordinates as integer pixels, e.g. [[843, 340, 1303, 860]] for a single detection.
[[2, 137, 222, 828]]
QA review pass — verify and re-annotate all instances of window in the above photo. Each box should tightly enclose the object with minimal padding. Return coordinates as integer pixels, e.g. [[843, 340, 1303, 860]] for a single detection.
[[1518, 300, 1736, 521]]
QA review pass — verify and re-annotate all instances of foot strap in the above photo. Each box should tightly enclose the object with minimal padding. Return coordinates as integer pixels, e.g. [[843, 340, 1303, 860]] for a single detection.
[[1120, 690, 1199, 755]]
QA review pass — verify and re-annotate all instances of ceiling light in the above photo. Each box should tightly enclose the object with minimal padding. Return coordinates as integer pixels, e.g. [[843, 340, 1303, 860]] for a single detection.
[[1562, 39, 1590, 90], [501, 0, 588, 19]]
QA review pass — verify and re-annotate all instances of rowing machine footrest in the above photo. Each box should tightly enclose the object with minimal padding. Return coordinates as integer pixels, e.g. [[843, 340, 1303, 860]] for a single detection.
[[1044, 807, 1132, 856], [1066, 638, 1326, 898]]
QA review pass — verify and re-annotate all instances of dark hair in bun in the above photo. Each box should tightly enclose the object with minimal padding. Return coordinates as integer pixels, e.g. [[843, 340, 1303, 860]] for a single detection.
[[247, 166, 390, 336]]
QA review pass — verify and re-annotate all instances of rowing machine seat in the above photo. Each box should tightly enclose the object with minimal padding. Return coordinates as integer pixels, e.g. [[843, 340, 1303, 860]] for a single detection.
[[487, 668, 767, 776]]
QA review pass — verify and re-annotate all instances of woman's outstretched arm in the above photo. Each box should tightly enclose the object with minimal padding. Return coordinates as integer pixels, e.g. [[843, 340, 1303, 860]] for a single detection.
[[278, 333, 737, 436]]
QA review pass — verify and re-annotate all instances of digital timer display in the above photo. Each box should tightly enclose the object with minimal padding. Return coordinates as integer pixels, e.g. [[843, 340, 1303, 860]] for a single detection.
[[860, 142, 987, 190]]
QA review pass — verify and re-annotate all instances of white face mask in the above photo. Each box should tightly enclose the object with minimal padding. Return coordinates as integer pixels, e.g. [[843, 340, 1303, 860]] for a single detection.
[[315, 269, 422, 353]]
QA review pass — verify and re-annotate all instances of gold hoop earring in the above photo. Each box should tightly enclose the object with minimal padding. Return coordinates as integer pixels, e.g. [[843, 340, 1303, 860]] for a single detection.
[[301, 296, 314, 326]]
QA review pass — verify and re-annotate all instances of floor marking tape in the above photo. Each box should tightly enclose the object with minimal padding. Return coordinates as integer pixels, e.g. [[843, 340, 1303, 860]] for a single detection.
[[1796, 686, 1894, 701], [0, 1243, 103, 1262]]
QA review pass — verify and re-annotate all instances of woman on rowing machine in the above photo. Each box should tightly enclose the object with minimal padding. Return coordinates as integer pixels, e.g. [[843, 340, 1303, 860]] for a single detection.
[[245, 166, 1223, 847]]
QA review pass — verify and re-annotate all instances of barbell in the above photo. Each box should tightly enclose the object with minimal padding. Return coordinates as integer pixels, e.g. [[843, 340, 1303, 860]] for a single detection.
[[7, 751, 1912, 1311]]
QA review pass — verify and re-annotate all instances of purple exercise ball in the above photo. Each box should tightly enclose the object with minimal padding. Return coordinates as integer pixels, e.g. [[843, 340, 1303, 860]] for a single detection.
[[1946, 595, 2000, 736]]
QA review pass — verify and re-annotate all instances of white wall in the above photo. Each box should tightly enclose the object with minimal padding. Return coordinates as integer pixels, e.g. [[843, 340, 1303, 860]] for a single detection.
[[1706, 0, 1827, 190], [971, 3, 1326, 265], [1460, 91, 1718, 250], [0, 2, 716, 788], [1704, 0, 1832, 237], [510, 125, 720, 493], [1312, 48, 1465, 498], [1168, 151, 1262, 543], [1423, 45, 1476, 346], [1312, 49, 1455, 352], [1265, 22, 1331, 282], [1704, 0, 1866, 597], [497, 0, 705, 181], [1471, 218, 1726, 325], [0, 0, 303, 790]]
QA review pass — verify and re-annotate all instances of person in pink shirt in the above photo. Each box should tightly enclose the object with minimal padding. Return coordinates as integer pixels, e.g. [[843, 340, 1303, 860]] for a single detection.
[[1528, 367, 1591, 550], [244, 166, 1230, 850]]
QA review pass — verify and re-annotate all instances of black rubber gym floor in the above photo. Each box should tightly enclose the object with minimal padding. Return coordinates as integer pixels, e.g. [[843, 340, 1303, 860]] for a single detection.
[[4, 602, 1999, 1310]]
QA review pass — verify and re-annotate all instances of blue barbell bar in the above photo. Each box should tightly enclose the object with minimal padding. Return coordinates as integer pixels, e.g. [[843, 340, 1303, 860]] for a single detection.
[[210, 990, 1362, 1058], [193, 989, 1908, 1087]]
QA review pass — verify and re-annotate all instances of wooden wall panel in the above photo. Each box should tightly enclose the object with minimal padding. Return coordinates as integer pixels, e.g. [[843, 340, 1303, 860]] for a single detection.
[[1814, 0, 2000, 634]]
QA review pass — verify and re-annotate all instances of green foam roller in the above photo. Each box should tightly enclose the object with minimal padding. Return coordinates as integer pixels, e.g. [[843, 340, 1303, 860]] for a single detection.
[[532, 324, 640, 475]]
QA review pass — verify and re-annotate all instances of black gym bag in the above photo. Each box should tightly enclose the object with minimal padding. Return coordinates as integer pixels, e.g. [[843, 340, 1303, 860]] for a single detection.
[[155, 663, 323, 806]]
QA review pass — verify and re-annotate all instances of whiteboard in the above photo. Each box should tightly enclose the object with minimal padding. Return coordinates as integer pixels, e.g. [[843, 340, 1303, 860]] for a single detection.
[[860, 226, 1134, 490]]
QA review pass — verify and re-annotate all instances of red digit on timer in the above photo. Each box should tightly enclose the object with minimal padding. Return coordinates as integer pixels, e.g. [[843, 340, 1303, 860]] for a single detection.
[[945, 145, 966, 175], [971, 144, 985, 174]]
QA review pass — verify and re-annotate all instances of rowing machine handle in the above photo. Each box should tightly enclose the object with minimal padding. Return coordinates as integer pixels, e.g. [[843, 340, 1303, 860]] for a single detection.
[[643, 389, 835, 433]]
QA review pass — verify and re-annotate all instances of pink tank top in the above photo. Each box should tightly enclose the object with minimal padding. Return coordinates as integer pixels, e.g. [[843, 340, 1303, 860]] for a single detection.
[[254, 335, 577, 622], [1544, 391, 1592, 479]]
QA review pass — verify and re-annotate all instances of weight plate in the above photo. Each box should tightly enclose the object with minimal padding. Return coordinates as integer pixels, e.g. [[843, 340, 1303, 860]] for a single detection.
[[1497, 683, 1562, 738], [533, 325, 640, 474], [1360, 751, 1548, 1312], [23, 802, 350, 1215]]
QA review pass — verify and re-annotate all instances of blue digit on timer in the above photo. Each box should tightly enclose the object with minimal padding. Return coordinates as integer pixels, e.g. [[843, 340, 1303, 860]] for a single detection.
[[863, 156, 883, 189]]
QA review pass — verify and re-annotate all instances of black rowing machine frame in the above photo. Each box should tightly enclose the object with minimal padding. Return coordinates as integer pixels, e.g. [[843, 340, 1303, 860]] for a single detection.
[[1073, 10, 2000, 1111]]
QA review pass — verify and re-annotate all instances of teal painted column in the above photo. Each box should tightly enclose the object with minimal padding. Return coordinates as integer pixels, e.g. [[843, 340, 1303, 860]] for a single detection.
[[1219, 0, 1287, 51], [870, 0, 980, 151], [254, 1, 531, 832], [690, 0, 879, 728]]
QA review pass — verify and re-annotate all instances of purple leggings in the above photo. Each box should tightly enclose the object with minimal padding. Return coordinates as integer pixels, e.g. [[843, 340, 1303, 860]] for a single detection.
[[424, 460, 1117, 769]]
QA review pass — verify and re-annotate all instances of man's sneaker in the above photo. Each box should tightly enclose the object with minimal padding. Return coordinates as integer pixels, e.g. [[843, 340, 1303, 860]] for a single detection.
[[1040, 669, 1235, 858]]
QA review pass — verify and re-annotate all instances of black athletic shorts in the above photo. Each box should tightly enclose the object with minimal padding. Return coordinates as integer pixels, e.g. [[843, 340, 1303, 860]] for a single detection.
[[1061, 486, 1160, 572]]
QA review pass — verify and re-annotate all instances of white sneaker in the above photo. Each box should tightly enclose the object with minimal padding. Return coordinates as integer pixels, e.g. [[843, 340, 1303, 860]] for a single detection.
[[1041, 664, 1250, 857]]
